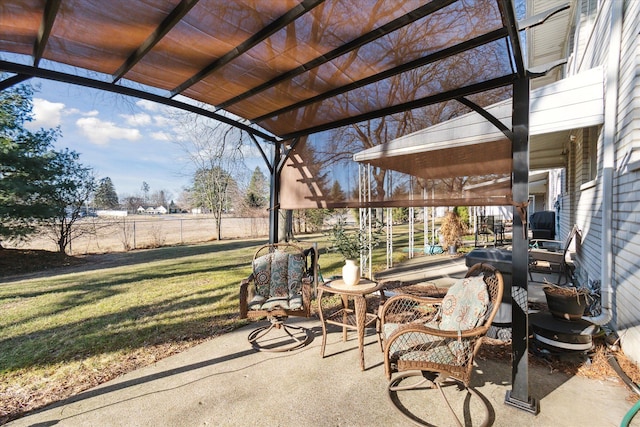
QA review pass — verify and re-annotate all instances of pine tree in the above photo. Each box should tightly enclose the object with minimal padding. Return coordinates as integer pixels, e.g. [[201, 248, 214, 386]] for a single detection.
[[244, 166, 268, 209], [94, 177, 119, 209], [0, 83, 95, 248]]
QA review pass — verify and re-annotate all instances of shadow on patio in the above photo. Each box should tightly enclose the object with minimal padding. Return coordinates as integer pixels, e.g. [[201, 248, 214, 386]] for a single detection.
[[8, 255, 634, 427]]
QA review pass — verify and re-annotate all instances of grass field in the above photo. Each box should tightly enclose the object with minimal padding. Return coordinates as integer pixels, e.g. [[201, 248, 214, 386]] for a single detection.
[[0, 229, 411, 424]]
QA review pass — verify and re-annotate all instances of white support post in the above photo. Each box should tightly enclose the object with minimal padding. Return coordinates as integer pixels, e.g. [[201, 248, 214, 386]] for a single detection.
[[358, 164, 372, 279]]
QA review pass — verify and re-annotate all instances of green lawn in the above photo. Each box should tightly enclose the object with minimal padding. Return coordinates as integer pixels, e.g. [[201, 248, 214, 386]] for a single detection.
[[0, 227, 421, 422]]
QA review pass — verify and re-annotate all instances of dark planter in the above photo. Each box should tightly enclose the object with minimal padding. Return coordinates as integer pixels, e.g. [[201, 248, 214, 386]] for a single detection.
[[543, 287, 588, 321]]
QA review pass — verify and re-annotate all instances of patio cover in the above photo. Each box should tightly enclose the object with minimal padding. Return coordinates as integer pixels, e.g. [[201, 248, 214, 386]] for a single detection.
[[0, 0, 526, 142], [0, 0, 552, 211], [353, 66, 604, 205], [0, 0, 572, 413]]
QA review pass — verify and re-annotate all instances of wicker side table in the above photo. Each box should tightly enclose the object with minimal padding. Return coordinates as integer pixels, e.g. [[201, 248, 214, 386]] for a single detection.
[[317, 279, 386, 371]]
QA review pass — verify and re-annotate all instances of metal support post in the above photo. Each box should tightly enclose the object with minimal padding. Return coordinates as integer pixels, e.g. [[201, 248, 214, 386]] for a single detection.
[[386, 171, 393, 268], [505, 76, 539, 414], [268, 143, 281, 244], [359, 164, 372, 279]]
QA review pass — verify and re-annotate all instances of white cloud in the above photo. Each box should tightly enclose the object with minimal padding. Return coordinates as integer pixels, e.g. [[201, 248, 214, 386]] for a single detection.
[[153, 114, 178, 127], [28, 98, 65, 128], [76, 117, 142, 145], [136, 99, 160, 112], [150, 131, 172, 141], [120, 112, 152, 126], [83, 110, 99, 117], [64, 107, 81, 115]]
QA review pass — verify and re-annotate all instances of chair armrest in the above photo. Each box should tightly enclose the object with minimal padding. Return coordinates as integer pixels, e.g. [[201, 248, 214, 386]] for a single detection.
[[301, 277, 312, 315], [386, 322, 487, 343], [239, 273, 255, 318], [380, 294, 443, 327]]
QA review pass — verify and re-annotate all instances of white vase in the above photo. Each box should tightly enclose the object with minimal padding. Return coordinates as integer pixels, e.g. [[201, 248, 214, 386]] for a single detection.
[[342, 259, 361, 286]]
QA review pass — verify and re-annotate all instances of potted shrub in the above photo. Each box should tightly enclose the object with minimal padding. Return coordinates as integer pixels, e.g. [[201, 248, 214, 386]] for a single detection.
[[327, 216, 380, 285], [439, 210, 467, 255]]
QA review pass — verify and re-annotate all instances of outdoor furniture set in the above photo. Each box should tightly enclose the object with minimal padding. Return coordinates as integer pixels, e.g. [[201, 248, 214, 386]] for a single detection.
[[239, 242, 504, 425]]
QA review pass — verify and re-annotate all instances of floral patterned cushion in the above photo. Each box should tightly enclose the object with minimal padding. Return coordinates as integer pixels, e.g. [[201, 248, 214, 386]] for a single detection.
[[439, 275, 489, 331], [253, 253, 272, 298], [269, 251, 289, 298], [250, 249, 307, 311], [288, 253, 305, 296]]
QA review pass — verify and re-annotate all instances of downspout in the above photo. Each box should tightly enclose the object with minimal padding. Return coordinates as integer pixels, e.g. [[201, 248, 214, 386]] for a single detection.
[[583, 1, 621, 326]]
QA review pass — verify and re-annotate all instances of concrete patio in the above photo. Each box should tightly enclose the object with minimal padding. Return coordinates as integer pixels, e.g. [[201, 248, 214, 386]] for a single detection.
[[8, 254, 637, 427]]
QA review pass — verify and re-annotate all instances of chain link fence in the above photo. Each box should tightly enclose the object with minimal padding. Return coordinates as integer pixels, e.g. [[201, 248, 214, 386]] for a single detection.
[[9, 215, 270, 255]]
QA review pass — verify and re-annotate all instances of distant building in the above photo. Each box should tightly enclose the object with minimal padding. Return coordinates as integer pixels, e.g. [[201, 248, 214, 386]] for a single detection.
[[137, 206, 167, 215]]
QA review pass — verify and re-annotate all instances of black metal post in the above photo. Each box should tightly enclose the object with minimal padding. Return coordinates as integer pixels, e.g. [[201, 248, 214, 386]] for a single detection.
[[269, 142, 281, 244], [505, 77, 539, 414]]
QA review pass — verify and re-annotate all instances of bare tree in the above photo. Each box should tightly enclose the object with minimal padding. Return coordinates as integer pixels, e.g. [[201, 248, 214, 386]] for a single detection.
[[174, 114, 248, 240]]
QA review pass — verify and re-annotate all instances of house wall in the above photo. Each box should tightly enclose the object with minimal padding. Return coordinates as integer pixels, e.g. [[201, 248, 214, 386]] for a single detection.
[[611, 0, 640, 364], [567, 0, 640, 364]]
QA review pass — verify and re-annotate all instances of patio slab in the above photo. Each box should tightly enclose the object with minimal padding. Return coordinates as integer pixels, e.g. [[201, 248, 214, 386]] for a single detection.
[[8, 254, 638, 426], [8, 317, 635, 427]]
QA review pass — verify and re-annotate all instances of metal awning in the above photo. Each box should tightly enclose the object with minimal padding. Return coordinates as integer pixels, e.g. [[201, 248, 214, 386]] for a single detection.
[[0, 0, 526, 142], [0, 1, 575, 412], [354, 66, 603, 187]]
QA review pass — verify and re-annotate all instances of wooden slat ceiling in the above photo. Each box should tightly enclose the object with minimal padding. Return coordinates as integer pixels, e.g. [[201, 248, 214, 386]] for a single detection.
[[0, 0, 526, 141]]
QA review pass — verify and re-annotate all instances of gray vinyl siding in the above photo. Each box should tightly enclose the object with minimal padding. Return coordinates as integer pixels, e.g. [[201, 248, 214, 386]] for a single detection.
[[612, 0, 640, 363], [565, 0, 640, 364], [572, 128, 602, 287]]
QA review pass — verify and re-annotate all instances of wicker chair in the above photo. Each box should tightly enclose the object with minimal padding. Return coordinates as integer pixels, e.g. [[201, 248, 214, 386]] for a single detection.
[[379, 263, 503, 426], [240, 242, 318, 352]]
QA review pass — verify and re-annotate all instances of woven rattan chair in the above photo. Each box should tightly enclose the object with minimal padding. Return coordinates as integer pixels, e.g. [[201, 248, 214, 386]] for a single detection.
[[240, 242, 317, 352], [379, 263, 503, 426]]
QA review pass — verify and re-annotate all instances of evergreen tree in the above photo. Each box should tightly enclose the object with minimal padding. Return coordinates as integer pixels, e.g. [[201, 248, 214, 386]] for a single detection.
[[93, 177, 119, 209], [329, 180, 346, 202], [245, 166, 268, 209], [0, 83, 95, 246]]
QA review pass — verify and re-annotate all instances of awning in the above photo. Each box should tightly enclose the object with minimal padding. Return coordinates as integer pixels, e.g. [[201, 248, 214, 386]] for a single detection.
[[0, 0, 526, 142], [354, 66, 604, 185]]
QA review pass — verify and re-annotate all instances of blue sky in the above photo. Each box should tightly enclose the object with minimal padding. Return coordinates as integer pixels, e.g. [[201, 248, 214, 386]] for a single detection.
[[24, 78, 223, 202]]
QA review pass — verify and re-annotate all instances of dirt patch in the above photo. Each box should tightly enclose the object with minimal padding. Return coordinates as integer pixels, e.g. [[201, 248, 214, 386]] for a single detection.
[[0, 248, 87, 278]]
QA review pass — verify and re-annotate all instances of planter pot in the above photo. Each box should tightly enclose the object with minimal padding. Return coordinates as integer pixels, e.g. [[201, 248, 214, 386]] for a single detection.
[[342, 259, 361, 286], [448, 244, 458, 255], [543, 287, 588, 321]]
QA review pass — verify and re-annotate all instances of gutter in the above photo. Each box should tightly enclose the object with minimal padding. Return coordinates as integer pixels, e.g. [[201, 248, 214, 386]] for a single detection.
[[583, 1, 621, 325]]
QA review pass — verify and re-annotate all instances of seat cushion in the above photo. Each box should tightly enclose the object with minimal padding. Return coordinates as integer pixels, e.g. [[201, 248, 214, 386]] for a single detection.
[[248, 295, 266, 310], [253, 253, 272, 298], [250, 249, 307, 311], [439, 275, 489, 331], [269, 251, 290, 298], [384, 324, 457, 365], [260, 296, 291, 310]]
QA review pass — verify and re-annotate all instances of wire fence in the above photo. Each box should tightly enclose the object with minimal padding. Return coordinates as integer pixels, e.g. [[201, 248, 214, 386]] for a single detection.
[[10, 215, 270, 255]]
